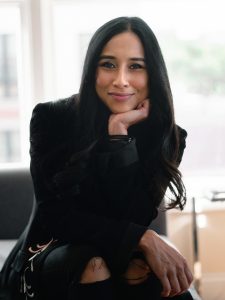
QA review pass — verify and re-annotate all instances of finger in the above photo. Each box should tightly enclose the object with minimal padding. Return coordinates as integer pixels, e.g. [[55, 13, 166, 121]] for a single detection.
[[142, 99, 150, 110], [142, 99, 150, 115], [137, 98, 150, 109], [167, 271, 182, 297], [173, 266, 193, 296], [160, 275, 171, 298], [137, 102, 143, 109], [130, 258, 151, 271], [185, 266, 194, 285], [178, 269, 191, 292], [136, 100, 150, 119]]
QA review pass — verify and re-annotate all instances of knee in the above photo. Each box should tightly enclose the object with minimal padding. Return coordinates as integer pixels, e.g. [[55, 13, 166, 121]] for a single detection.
[[79, 257, 111, 283], [122, 258, 151, 285]]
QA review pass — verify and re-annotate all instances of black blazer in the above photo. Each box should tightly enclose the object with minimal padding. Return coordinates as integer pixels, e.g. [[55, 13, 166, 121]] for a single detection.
[[1, 94, 187, 289]]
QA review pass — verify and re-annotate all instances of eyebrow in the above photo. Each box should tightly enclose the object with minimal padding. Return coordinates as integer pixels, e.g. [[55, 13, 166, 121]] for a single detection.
[[99, 55, 145, 62]]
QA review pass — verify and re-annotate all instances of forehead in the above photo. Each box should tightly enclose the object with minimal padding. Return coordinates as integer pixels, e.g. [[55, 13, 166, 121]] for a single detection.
[[101, 31, 145, 57]]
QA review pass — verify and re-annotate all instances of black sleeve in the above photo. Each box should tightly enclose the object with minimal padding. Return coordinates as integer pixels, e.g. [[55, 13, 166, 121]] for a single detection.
[[29, 102, 148, 274], [94, 124, 188, 224], [94, 137, 159, 225]]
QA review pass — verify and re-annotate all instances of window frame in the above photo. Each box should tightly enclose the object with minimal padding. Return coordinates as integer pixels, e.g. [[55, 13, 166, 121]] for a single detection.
[[0, 0, 54, 167]]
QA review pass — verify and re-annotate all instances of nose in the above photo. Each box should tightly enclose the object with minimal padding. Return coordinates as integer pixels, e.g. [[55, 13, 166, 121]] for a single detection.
[[113, 68, 129, 88]]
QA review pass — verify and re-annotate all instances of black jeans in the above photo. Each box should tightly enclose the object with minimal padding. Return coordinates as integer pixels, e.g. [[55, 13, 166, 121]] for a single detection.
[[18, 243, 194, 300], [115, 272, 194, 300]]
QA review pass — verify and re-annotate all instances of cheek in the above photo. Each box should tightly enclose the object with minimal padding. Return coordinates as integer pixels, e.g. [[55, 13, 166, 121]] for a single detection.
[[133, 76, 148, 95], [96, 71, 111, 88], [96, 76, 103, 87]]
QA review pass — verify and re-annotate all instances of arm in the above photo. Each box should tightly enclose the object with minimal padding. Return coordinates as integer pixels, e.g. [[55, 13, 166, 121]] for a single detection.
[[29, 101, 148, 274], [138, 230, 193, 297], [95, 99, 157, 224], [106, 99, 193, 297]]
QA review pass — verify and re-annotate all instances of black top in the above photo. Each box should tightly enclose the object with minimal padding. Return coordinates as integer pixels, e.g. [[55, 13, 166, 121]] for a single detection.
[[28, 94, 187, 272], [1, 94, 187, 288]]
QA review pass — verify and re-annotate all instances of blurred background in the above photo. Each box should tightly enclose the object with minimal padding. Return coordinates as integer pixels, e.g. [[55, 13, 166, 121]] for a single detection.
[[0, 0, 225, 299]]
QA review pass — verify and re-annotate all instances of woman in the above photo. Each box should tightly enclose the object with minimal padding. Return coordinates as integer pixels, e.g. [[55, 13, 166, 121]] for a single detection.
[[1, 17, 193, 299]]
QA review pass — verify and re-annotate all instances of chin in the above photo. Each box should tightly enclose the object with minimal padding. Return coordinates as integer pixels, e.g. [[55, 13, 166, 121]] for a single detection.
[[110, 103, 138, 114], [110, 107, 132, 114]]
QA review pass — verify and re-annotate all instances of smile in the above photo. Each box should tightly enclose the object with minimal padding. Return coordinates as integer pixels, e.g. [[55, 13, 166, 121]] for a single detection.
[[108, 92, 134, 101]]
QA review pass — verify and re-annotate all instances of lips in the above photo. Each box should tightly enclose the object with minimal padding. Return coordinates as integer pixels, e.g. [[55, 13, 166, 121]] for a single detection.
[[108, 92, 134, 101]]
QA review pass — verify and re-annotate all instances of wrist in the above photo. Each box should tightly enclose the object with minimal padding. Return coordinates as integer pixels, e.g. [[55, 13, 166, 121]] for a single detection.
[[108, 121, 128, 135], [138, 229, 156, 253]]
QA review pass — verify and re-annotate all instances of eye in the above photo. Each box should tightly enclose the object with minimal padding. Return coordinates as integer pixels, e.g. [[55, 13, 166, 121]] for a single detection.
[[99, 61, 115, 69], [130, 63, 145, 70]]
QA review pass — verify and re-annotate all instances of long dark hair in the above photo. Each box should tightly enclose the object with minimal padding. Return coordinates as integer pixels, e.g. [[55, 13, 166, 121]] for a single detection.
[[77, 16, 186, 210]]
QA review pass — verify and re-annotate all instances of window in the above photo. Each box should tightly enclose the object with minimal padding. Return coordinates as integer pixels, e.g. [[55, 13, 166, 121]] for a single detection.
[[0, 34, 18, 99], [0, 130, 20, 162], [0, 0, 224, 198], [0, 5, 21, 164], [52, 0, 225, 196]]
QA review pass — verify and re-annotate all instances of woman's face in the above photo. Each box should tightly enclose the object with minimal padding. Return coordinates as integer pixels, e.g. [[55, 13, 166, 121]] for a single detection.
[[95, 31, 149, 114]]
